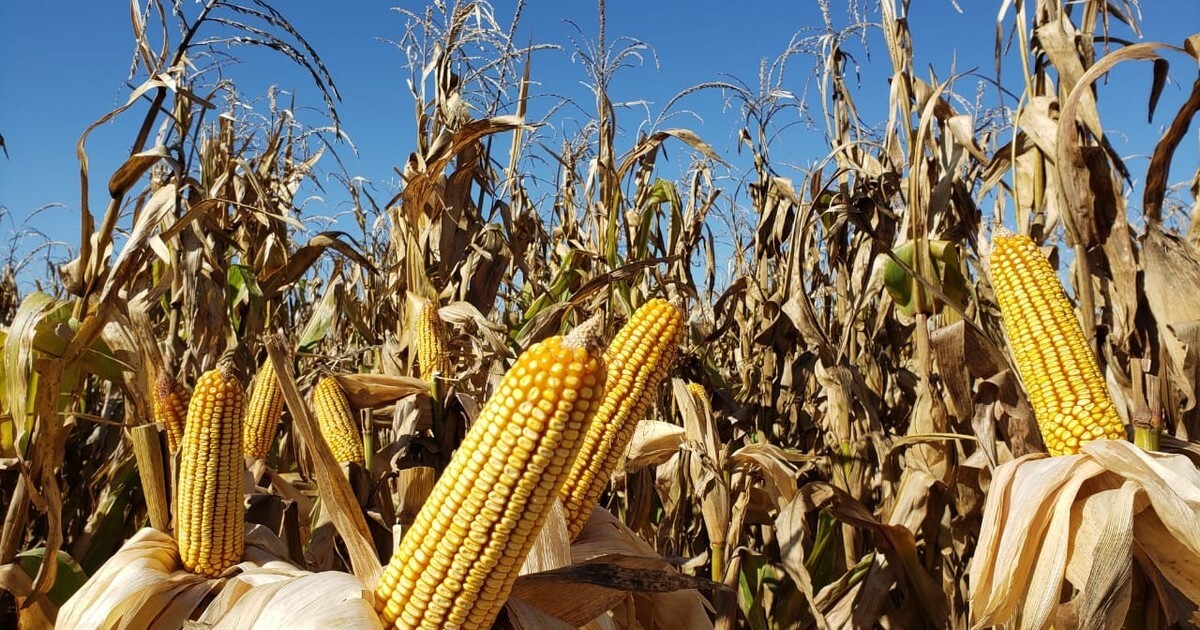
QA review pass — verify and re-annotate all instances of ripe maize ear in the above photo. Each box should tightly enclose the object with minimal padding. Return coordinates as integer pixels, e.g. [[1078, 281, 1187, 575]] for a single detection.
[[176, 363, 245, 577], [312, 376, 365, 465], [989, 227, 1126, 455], [243, 360, 284, 460], [417, 300, 452, 383], [374, 318, 606, 630], [560, 298, 684, 539], [152, 371, 190, 454], [686, 381, 713, 423]]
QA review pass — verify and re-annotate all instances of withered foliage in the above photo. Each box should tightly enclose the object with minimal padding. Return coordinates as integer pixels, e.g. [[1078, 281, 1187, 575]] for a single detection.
[[2, 0, 1200, 628]]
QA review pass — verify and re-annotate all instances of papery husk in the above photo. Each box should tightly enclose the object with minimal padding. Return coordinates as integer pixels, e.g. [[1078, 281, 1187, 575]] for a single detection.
[[57, 525, 378, 629], [970, 439, 1200, 629], [565, 507, 713, 630]]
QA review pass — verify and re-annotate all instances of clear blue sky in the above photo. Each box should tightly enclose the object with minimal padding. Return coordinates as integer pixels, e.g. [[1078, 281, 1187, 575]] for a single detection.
[[1, 1, 1197, 287]]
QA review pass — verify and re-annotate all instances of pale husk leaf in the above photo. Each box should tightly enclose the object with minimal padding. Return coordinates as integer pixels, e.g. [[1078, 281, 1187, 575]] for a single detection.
[[206, 571, 380, 629], [971, 440, 1200, 628], [625, 420, 685, 473]]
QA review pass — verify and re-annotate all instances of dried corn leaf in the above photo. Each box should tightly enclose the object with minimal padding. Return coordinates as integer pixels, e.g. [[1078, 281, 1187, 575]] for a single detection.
[[500, 596, 578, 630], [334, 373, 430, 408], [775, 497, 829, 629], [551, 507, 715, 630], [625, 420, 685, 473], [0, 562, 60, 629], [521, 500, 573, 576]]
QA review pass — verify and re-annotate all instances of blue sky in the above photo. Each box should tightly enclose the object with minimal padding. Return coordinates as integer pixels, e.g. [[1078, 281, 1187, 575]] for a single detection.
[[0, 1, 1197, 285]]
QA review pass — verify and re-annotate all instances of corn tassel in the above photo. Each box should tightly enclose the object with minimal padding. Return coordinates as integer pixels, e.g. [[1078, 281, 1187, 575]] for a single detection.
[[176, 363, 245, 577], [243, 359, 284, 460], [312, 376, 365, 464], [374, 318, 606, 629], [560, 298, 684, 539], [989, 227, 1126, 455]]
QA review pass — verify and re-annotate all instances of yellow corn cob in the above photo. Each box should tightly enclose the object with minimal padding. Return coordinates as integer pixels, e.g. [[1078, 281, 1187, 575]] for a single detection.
[[686, 381, 713, 422], [417, 300, 452, 383], [312, 376, 365, 465], [374, 319, 606, 629], [243, 360, 284, 460], [152, 371, 190, 454], [989, 227, 1126, 455], [560, 298, 684, 539], [176, 363, 245, 577]]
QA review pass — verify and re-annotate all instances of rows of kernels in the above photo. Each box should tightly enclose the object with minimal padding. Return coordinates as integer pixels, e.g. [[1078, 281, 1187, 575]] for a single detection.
[[176, 366, 245, 577], [417, 301, 452, 382], [990, 231, 1126, 455], [313, 377, 365, 464], [560, 299, 684, 539], [153, 372, 190, 454], [374, 336, 603, 629], [686, 382, 713, 420], [242, 360, 284, 460]]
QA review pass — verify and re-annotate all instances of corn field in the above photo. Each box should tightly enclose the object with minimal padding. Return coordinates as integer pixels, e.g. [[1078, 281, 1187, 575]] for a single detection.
[[2, 0, 1200, 628]]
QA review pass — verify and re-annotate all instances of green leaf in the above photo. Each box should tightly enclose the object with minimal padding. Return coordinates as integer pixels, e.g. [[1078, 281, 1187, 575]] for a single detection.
[[297, 277, 340, 353], [738, 553, 771, 630], [15, 548, 89, 607]]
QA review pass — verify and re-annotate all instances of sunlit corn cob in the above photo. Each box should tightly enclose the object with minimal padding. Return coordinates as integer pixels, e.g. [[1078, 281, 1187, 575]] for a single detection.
[[417, 299, 452, 383], [374, 319, 606, 629], [152, 371, 190, 454], [243, 359, 284, 460], [176, 363, 245, 577], [686, 381, 713, 422], [560, 298, 684, 539], [989, 227, 1126, 455], [312, 376, 365, 464]]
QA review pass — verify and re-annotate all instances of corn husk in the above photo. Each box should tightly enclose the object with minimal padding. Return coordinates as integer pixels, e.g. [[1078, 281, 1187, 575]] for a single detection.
[[57, 526, 378, 629], [970, 439, 1200, 628]]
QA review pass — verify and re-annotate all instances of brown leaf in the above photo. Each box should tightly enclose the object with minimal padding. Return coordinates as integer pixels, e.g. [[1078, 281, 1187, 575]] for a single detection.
[[107, 145, 174, 199], [265, 336, 382, 587], [334, 373, 430, 409]]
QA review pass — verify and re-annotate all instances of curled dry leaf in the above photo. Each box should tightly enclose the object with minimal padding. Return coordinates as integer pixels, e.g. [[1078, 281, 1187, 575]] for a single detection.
[[625, 420, 686, 473], [333, 372, 430, 408]]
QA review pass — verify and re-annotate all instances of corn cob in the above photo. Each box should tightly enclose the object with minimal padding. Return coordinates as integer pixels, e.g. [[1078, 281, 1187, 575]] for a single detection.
[[417, 300, 452, 383], [243, 359, 285, 460], [989, 227, 1126, 455], [686, 381, 713, 423], [312, 376, 365, 465], [374, 318, 606, 629], [152, 371, 190, 454], [560, 298, 684, 539], [176, 363, 245, 577]]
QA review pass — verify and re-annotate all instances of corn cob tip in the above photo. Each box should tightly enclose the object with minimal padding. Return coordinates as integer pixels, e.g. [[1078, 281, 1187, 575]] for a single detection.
[[992, 224, 1015, 240], [563, 313, 606, 353], [215, 350, 248, 384]]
